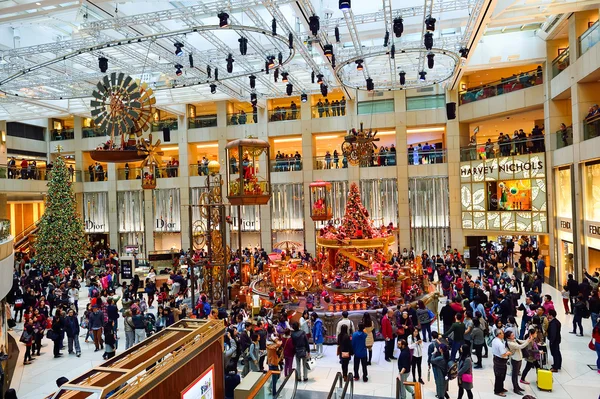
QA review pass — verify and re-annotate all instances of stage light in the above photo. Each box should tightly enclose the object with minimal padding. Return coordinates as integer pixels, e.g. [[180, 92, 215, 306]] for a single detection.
[[311, 71, 315, 84], [278, 52, 283, 65], [427, 52, 435, 69], [331, 54, 336, 68], [218, 12, 229, 28], [175, 64, 183, 76], [267, 56, 275, 68], [265, 60, 270, 74], [210, 84, 216, 94], [274, 68, 279, 82], [355, 59, 363, 71], [309, 15, 320, 36], [214, 68, 219, 81], [286, 83, 293, 95], [98, 57, 108, 73], [320, 83, 328, 97], [174, 42, 184, 56], [425, 15, 436, 32], [226, 54, 234, 73], [272, 18, 277, 36], [323, 44, 333, 59], [399, 71, 406, 85], [289, 33, 294, 49], [317, 74, 324, 84], [249, 75, 256, 89], [251, 92, 257, 104], [335, 26, 340, 43], [206, 65, 211, 78], [390, 44, 395, 59], [301, 93, 307, 102], [393, 17, 403, 38], [238, 37, 248, 55], [419, 71, 427, 81], [339, 0, 350, 9], [366, 77, 374, 91], [282, 72, 289, 83], [188, 54, 194, 68], [459, 47, 469, 61], [424, 32, 433, 50], [383, 31, 389, 47]]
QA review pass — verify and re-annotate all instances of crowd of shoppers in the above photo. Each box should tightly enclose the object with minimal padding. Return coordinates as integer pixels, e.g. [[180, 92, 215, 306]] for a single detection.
[[315, 97, 346, 118], [466, 126, 545, 161]]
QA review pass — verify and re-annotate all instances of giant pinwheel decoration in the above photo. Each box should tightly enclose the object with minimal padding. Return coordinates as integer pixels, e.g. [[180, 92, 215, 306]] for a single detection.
[[139, 133, 164, 167]]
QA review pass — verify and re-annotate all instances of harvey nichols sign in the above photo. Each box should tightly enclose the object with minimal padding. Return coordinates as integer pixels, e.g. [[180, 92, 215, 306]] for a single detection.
[[461, 159, 544, 177]]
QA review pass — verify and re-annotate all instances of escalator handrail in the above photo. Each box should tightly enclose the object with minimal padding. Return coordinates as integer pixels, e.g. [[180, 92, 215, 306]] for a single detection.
[[275, 368, 299, 398], [327, 372, 344, 399], [248, 370, 281, 398], [340, 372, 353, 398], [396, 377, 422, 399]]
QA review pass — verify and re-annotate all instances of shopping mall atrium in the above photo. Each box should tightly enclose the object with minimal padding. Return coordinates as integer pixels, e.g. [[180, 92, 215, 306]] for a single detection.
[[1, 0, 600, 398]]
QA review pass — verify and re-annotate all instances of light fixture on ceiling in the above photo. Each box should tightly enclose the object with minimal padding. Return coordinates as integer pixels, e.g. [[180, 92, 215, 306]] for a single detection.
[[214, 68, 219, 81], [320, 83, 328, 97], [339, 0, 351, 9], [288, 32, 294, 49], [175, 64, 183, 76], [315, 135, 340, 140], [311, 71, 315, 84], [419, 71, 427, 81], [210, 84, 217, 94], [335, 26, 340, 43], [425, 15, 436, 32], [331, 54, 336, 68], [226, 54, 234, 73], [383, 31, 390, 47], [278, 52, 283, 65], [98, 57, 108, 73], [407, 127, 445, 133], [301, 93, 307, 102], [174, 42, 184, 56], [217, 12, 229, 28], [239, 37, 248, 55], [323, 44, 334, 59], [274, 137, 302, 143], [459, 47, 470, 61], [399, 71, 406, 85], [188, 54, 194, 68], [393, 17, 403, 38], [272, 18, 277, 36], [424, 32, 433, 50], [390, 44, 395, 59], [317, 74, 324, 84], [249, 75, 256, 89], [427, 52, 435, 69], [355, 59, 364, 71], [366, 77, 374, 91], [286, 83, 293, 96], [274, 68, 279, 81], [251, 92, 257, 104], [309, 15, 320, 36], [282, 72, 289, 83], [267, 56, 275, 69], [206, 65, 211, 78], [196, 143, 219, 148]]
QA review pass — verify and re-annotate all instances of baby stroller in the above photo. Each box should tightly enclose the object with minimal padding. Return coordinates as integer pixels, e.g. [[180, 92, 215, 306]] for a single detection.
[[144, 313, 156, 338]]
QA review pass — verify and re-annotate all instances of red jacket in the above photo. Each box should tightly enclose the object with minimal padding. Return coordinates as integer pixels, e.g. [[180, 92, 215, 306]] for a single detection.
[[381, 315, 393, 339]]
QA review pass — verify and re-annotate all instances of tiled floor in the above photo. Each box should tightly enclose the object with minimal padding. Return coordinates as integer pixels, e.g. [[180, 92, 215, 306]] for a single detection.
[[8, 283, 600, 399]]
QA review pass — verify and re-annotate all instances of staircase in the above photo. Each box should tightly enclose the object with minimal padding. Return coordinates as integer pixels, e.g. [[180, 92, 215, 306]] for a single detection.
[[13, 222, 38, 254]]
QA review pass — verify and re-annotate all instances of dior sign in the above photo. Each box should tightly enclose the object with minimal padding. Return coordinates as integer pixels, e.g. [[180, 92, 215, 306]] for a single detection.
[[85, 220, 105, 232]]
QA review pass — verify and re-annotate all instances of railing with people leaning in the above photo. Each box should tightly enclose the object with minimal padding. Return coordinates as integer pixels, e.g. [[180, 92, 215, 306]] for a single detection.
[[82, 127, 106, 138], [50, 128, 75, 140], [314, 155, 347, 170], [151, 118, 178, 132], [552, 48, 570, 78], [83, 169, 108, 182], [271, 157, 303, 172], [553, 125, 573, 149], [188, 114, 218, 129], [459, 67, 543, 105], [358, 152, 398, 167], [460, 135, 546, 162], [407, 149, 446, 165], [584, 114, 600, 140], [268, 108, 300, 122], [579, 20, 600, 56], [116, 167, 144, 180], [311, 103, 347, 119], [226, 112, 255, 125], [2, 166, 81, 182]]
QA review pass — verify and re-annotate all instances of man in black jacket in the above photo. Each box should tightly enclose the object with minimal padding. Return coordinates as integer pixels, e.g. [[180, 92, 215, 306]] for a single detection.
[[239, 322, 253, 376], [291, 322, 310, 382], [439, 300, 457, 334], [547, 309, 562, 372], [566, 274, 580, 310]]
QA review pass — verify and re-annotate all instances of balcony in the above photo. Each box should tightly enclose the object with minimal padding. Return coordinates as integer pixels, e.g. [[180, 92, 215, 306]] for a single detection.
[[408, 149, 446, 165], [226, 112, 254, 125], [311, 104, 347, 119], [2, 165, 81, 182], [50, 128, 75, 141], [584, 114, 600, 141], [270, 158, 303, 172], [83, 168, 108, 182], [460, 136, 546, 162], [83, 127, 107, 138], [151, 118, 178, 132], [117, 167, 143, 180], [268, 108, 300, 122], [552, 48, 570, 78], [579, 20, 600, 57], [552, 125, 573, 149], [359, 152, 398, 167], [314, 155, 347, 170], [188, 115, 217, 129], [459, 68, 543, 105]]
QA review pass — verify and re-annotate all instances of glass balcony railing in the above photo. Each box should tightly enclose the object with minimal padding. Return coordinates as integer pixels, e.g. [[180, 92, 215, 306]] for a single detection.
[[84, 169, 108, 182], [151, 118, 178, 132], [579, 20, 600, 56], [50, 129, 75, 140], [116, 167, 144, 180], [359, 153, 398, 167], [226, 112, 254, 125], [407, 149, 446, 165], [460, 136, 546, 162], [314, 155, 347, 170], [459, 68, 543, 105], [82, 127, 106, 138], [552, 48, 570, 77], [189, 163, 220, 176], [310, 103, 347, 118], [270, 158, 303, 172], [2, 165, 81, 182], [188, 115, 217, 129], [584, 114, 600, 140], [553, 125, 573, 149], [268, 108, 300, 122]]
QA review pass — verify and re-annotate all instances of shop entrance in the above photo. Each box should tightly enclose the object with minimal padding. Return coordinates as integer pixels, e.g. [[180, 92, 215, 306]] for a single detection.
[[87, 233, 109, 253]]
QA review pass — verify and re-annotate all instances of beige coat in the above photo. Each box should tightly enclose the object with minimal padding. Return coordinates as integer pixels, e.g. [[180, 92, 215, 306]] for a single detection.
[[364, 326, 374, 348]]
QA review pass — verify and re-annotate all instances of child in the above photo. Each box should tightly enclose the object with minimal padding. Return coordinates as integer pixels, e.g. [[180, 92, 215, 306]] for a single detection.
[[561, 286, 570, 314]]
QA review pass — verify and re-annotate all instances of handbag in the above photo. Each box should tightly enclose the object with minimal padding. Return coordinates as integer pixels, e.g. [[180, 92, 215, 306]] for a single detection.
[[341, 351, 350, 358], [397, 327, 405, 336], [589, 339, 596, 351], [46, 330, 58, 341], [8, 319, 16, 328], [306, 356, 316, 371], [14, 298, 24, 308], [461, 373, 473, 384]]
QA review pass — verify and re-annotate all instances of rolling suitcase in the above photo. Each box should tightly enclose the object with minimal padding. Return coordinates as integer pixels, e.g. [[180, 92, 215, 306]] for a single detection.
[[537, 350, 552, 391]]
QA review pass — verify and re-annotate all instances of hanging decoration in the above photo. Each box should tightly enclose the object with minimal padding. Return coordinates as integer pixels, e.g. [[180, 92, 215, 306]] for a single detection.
[[341, 122, 380, 165]]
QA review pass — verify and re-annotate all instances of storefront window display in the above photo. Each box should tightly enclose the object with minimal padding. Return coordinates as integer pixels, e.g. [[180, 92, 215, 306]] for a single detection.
[[584, 161, 600, 275], [271, 183, 304, 230], [555, 167, 574, 287], [118, 191, 146, 256], [153, 188, 181, 251], [83, 192, 109, 233], [409, 177, 450, 253], [360, 179, 398, 227]]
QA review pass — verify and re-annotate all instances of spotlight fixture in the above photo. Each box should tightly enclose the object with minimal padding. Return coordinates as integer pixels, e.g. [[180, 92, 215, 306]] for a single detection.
[[210, 84, 217, 94], [217, 12, 229, 28], [239, 37, 248, 55], [250, 92, 257, 104], [317, 74, 324, 84], [278, 52, 283, 65], [174, 42, 184, 56], [188, 54, 194, 68], [425, 15, 436, 32], [335, 26, 340, 43], [282, 72, 289, 83], [301, 93, 308, 103], [390, 44, 395, 59], [311, 71, 315, 84], [267, 56, 275, 69], [459, 47, 469, 61], [309, 15, 320, 36], [339, 0, 351, 9], [427, 52, 435, 69], [226, 54, 234, 73], [320, 83, 328, 97], [419, 71, 427, 81], [249, 75, 256, 89], [424, 32, 433, 50], [393, 17, 404, 38], [383, 31, 390, 47], [274, 68, 279, 82], [331, 54, 336, 68], [272, 18, 277, 35], [323, 44, 334, 59], [399, 71, 406, 85], [286, 83, 293, 96], [265, 60, 270, 74], [288, 33, 294, 49], [175, 64, 183, 76], [98, 57, 108, 73], [366, 77, 374, 91], [206, 65, 211, 78], [355, 59, 364, 71], [214, 68, 219, 81]]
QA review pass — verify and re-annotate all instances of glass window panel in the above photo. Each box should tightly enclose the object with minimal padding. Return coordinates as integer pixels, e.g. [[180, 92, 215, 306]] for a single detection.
[[406, 95, 445, 111], [118, 191, 145, 232], [83, 192, 109, 233], [271, 183, 304, 230], [357, 99, 395, 115]]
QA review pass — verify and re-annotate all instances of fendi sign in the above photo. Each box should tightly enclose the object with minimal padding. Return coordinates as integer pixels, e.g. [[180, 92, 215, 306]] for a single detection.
[[557, 218, 572, 233], [586, 222, 600, 238]]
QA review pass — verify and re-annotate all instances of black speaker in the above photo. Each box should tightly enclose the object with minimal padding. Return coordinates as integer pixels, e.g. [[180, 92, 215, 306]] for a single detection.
[[162, 127, 171, 142], [446, 102, 456, 120]]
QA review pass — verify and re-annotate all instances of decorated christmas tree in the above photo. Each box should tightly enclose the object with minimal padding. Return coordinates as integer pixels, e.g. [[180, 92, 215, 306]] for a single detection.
[[34, 156, 88, 268], [337, 183, 377, 239]]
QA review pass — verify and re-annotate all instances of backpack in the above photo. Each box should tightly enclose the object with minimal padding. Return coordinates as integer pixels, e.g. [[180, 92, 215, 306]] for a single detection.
[[447, 360, 458, 380]]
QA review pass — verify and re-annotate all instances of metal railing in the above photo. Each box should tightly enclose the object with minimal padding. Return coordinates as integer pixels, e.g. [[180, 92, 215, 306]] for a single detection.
[[83, 169, 108, 182], [552, 48, 570, 77], [314, 155, 347, 170], [82, 127, 106, 138], [271, 158, 303, 172], [396, 377, 422, 399], [50, 129, 75, 140], [268, 108, 300, 122], [327, 372, 353, 399], [359, 153, 399, 167], [2, 165, 81, 181], [554, 125, 573, 149], [188, 115, 217, 129], [459, 67, 543, 105], [0, 219, 10, 242], [226, 112, 254, 125], [407, 149, 446, 165], [274, 369, 298, 399], [311, 103, 347, 118], [584, 114, 600, 140], [460, 136, 546, 162], [116, 167, 143, 180], [150, 118, 178, 132], [579, 20, 600, 56]]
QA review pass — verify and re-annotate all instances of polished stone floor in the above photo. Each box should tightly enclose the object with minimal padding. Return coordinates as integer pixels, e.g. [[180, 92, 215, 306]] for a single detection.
[[8, 282, 600, 399]]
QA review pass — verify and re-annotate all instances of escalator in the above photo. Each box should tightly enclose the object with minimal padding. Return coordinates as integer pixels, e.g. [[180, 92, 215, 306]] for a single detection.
[[13, 221, 38, 254], [247, 369, 299, 399]]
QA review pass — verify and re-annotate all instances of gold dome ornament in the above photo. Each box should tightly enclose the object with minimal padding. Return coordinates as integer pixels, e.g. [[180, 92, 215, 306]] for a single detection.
[[208, 160, 221, 175]]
